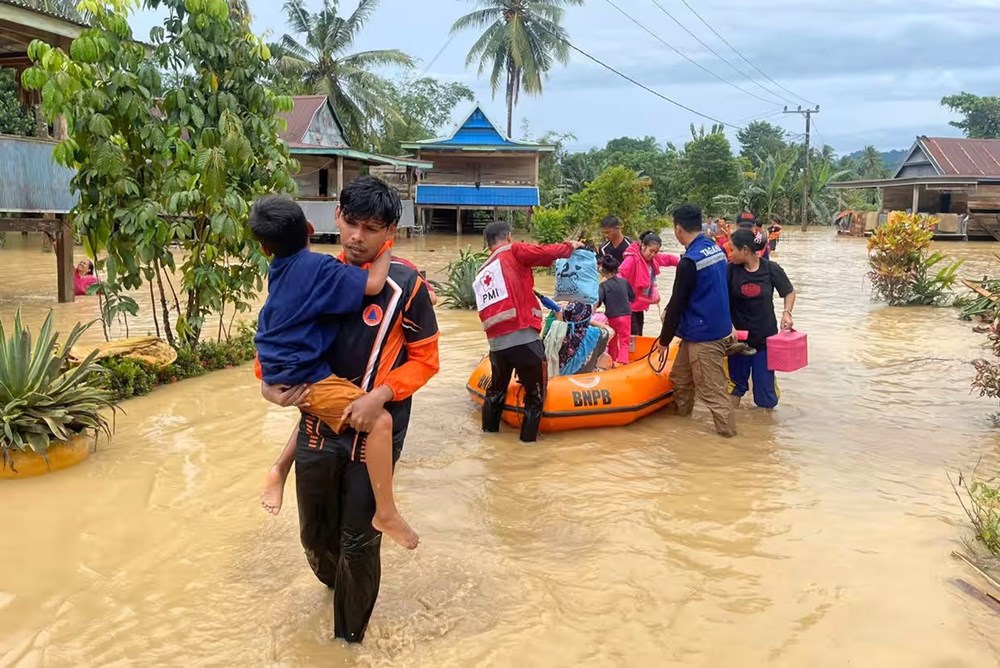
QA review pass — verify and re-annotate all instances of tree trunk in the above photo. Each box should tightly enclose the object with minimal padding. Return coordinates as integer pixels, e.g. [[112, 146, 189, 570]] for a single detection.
[[506, 65, 515, 139], [154, 260, 176, 348]]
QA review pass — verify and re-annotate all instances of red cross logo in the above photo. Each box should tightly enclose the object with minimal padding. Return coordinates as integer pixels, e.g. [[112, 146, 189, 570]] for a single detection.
[[483, 273, 493, 287]]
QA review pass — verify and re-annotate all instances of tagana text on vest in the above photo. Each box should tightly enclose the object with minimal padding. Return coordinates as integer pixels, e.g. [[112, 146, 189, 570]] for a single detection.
[[677, 235, 732, 342], [473, 245, 544, 338]]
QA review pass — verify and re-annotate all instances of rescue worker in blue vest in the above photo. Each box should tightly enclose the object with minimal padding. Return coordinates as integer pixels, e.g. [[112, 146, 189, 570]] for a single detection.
[[652, 204, 738, 437]]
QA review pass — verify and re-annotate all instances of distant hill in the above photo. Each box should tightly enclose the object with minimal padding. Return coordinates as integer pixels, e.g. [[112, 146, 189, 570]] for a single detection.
[[845, 148, 908, 171]]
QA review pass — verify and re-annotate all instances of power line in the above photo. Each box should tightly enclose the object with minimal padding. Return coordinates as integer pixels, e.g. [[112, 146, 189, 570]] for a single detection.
[[421, 32, 456, 75], [535, 24, 744, 130], [603, 0, 782, 106], [676, 0, 816, 107], [646, 0, 796, 106]]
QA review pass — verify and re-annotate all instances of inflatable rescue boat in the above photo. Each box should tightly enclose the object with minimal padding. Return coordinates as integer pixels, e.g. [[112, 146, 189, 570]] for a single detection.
[[466, 336, 676, 433]]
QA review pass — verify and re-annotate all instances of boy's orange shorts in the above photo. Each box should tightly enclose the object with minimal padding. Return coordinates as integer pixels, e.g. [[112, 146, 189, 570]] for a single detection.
[[306, 374, 364, 433]]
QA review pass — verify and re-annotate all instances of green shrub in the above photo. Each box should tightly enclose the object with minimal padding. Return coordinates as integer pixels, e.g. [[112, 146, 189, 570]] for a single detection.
[[564, 165, 653, 241], [530, 206, 568, 244], [440, 246, 489, 310], [868, 212, 962, 306], [97, 357, 156, 400], [98, 322, 258, 401], [951, 467, 1000, 556]]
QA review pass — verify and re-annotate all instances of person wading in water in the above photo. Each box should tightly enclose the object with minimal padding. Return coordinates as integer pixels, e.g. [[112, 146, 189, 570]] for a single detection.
[[260, 177, 440, 644], [653, 204, 738, 437], [726, 229, 796, 410], [476, 221, 583, 442]]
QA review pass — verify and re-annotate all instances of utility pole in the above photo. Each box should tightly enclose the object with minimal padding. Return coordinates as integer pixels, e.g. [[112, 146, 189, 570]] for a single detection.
[[784, 106, 820, 232]]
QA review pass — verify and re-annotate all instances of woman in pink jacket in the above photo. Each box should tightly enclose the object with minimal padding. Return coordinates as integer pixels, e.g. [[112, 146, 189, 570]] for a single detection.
[[618, 231, 680, 337]]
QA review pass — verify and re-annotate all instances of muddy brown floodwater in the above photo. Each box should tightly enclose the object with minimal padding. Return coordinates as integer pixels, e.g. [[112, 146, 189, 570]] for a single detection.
[[1, 230, 999, 666]]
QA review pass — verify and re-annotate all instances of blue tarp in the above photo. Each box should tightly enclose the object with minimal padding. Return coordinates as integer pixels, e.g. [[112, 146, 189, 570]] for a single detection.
[[416, 185, 539, 207]]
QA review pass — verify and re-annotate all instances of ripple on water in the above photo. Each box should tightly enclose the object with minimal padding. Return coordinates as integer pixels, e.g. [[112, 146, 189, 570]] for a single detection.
[[1, 231, 1000, 666]]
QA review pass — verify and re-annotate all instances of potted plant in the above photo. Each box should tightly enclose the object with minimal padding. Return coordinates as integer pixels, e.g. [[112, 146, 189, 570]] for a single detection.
[[1, 309, 116, 479]]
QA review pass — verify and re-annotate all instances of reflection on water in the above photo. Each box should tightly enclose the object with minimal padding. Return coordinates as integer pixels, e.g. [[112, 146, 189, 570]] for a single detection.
[[1, 231, 999, 666]]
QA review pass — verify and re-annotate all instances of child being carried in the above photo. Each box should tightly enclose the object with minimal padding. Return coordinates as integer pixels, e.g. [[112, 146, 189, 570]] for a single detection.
[[251, 194, 418, 550]]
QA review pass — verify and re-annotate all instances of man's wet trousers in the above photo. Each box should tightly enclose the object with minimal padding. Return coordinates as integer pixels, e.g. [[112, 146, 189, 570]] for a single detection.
[[482, 339, 546, 442]]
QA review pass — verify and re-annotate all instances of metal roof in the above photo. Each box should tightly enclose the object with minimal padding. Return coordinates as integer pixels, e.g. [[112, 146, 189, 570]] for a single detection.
[[415, 184, 539, 207], [916, 136, 1000, 178], [0, 0, 89, 29], [401, 105, 553, 152], [278, 96, 344, 145], [288, 143, 432, 170], [827, 175, 994, 190]]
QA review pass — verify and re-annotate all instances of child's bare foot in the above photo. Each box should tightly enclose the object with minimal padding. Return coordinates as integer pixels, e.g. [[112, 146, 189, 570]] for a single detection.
[[373, 511, 420, 550], [261, 466, 285, 516]]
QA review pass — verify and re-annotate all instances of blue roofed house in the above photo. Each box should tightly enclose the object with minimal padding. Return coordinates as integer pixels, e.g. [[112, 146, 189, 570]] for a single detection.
[[401, 105, 554, 233]]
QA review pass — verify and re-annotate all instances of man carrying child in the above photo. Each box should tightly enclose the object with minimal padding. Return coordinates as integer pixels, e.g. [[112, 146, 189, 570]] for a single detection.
[[256, 177, 440, 643]]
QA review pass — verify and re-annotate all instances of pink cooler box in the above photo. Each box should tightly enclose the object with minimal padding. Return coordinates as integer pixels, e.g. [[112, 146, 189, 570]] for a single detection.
[[767, 329, 808, 372]]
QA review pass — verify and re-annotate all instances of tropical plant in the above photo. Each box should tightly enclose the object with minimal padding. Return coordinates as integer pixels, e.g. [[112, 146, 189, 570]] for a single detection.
[[23, 0, 298, 347], [942, 92, 1000, 139], [854, 145, 890, 179], [530, 205, 568, 244], [868, 212, 962, 306], [804, 160, 851, 227], [452, 0, 583, 138], [679, 124, 739, 213], [950, 465, 1000, 556], [565, 165, 653, 240], [375, 75, 474, 155], [910, 252, 964, 306], [0, 309, 115, 470], [736, 120, 788, 169], [440, 246, 489, 309], [276, 0, 413, 149], [0, 68, 35, 136]]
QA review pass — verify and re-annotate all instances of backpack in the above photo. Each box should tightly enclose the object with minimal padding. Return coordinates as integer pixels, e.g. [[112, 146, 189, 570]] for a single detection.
[[554, 249, 599, 305]]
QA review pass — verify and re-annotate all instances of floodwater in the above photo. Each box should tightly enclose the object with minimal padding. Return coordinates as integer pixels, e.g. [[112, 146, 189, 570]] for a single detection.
[[1, 230, 999, 667]]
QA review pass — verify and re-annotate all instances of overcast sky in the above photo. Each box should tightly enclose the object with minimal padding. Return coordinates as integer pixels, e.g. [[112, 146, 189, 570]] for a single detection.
[[130, 0, 999, 155]]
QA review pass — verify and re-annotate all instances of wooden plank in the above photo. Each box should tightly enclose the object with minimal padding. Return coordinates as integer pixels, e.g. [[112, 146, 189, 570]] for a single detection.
[[336, 155, 345, 196], [54, 221, 74, 303], [0, 217, 61, 234]]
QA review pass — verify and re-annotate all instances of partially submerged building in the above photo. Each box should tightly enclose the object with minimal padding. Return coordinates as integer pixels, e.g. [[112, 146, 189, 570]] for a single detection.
[[830, 136, 1000, 240], [0, 0, 84, 302], [279, 96, 431, 236], [401, 106, 553, 234]]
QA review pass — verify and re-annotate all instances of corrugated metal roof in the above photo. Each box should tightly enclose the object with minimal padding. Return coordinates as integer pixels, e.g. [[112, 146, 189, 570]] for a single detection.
[[0, 0, 89, 29], [287, 143, 433, 170], [919, 136, 1000, 178], [402, 106, 552, 152], [278, 96, 328, 144], [415, 184, 539, 207]]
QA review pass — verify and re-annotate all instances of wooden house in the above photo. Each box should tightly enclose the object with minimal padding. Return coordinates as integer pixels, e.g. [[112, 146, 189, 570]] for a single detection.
[[279, 96, 432, 236], [0, 0, 84, 302], [830, 136, 1000, 240], [401, 105, 554, 234]]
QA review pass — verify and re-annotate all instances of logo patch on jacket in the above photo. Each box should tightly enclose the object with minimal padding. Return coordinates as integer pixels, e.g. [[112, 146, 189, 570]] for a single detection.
[[363, 304, 384, 327]]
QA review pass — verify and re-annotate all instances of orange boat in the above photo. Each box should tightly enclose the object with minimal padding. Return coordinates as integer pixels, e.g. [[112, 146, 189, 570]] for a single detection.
[[466, 336, 677, 433]]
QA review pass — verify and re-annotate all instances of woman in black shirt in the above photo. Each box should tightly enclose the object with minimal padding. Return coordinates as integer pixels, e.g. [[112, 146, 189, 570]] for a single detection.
[[727, 230, 796, 409]]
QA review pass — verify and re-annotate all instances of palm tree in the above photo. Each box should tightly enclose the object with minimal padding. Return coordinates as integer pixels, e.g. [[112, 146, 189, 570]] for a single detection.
[[451, 0, 583, 138], [278, 0, 414, 148], [856, 145, 889, 179]]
